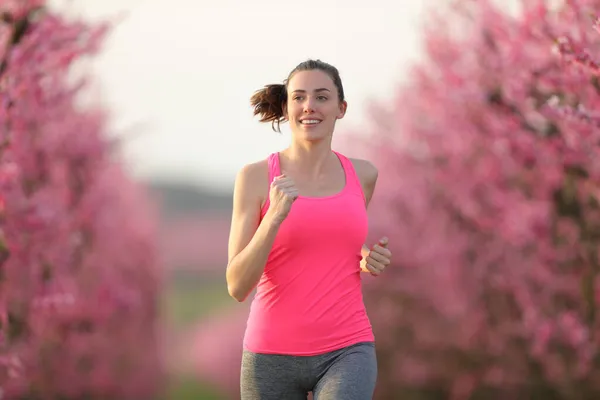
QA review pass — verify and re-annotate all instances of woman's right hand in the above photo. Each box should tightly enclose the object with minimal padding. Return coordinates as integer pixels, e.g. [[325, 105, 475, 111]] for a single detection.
[[268, 174, 299, 225]]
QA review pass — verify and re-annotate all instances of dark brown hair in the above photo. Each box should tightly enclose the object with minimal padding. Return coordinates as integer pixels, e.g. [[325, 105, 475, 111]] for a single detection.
[[250, 59, 345, 132]]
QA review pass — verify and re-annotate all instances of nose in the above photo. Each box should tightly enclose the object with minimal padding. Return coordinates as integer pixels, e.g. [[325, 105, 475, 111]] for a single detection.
[[303, 98, 316, 113]]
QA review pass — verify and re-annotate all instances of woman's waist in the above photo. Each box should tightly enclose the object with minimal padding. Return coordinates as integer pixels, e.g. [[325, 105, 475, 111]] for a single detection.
[[245, 307, 371, 347], [247, 291, 368, 327]]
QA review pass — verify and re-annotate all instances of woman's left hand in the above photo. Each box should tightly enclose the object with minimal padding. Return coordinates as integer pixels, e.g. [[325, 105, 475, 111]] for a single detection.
[[363, 237, 392, 276]]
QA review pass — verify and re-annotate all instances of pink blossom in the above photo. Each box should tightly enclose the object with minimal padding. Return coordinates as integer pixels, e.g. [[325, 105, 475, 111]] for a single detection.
[[345, 0, 600, 397], [0, 2, 163, 398]]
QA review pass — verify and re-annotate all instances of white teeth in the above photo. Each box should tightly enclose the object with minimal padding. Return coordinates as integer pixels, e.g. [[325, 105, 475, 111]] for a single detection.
[[301, 120, 321, 125]]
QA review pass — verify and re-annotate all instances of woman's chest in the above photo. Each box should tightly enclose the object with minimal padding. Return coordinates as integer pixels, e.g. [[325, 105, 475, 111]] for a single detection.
[[273, 195, 368, 250], [291, 169, 347, 198]]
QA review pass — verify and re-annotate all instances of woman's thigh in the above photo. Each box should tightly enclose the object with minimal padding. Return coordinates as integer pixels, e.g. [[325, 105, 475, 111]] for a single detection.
[[312, 342, 377, 400], [240, 350, 309, 400]]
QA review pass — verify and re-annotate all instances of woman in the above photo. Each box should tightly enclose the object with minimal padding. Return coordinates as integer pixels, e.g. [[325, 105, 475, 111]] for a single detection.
[[226, 59, 392, 400]]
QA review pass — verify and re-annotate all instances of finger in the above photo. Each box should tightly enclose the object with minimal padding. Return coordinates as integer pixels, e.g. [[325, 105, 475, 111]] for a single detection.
[[285, 189, 299, 200], [281, 186, 298, 194], [367, 252, 389, 266], [273, 179, 296, 189], [365, 263, 381, 276], [372, 245, 392, 259], [378, 237, 389, 248], [366, 257, 385, 271], [272, 174, 290, 183]]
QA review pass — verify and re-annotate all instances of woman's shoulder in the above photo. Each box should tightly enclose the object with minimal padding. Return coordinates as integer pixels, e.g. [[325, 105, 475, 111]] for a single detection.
[[348, 157, 378, 185], [233, 157, 270, 199], [237, 158, 269, 180], [345, 156, 379, 205]]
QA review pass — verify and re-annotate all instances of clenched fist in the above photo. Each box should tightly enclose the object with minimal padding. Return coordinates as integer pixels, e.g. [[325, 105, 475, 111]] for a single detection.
[[363, 237, 392, 276], [268, 174, 299, 225]]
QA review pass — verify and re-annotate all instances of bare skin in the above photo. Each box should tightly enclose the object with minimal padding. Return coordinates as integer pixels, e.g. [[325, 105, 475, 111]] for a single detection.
[[226, 70, 392, 302]]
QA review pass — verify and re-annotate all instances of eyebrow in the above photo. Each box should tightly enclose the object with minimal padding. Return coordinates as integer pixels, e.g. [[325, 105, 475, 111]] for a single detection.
[[291, 88, 331, 93]]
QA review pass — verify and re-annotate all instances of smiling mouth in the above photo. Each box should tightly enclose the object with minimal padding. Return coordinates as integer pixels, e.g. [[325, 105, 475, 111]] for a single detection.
[[300, 119, 322, 125]]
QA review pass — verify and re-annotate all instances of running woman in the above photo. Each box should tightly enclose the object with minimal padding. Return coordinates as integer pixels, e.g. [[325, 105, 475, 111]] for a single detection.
[[226, 59, 392, 400]]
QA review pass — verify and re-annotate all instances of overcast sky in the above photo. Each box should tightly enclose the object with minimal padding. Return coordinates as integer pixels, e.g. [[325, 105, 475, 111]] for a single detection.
[[49, 0, 430, 192]]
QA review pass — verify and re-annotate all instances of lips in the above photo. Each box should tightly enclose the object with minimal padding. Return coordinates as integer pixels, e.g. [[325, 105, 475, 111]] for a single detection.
[[299, 119, 322, 125]]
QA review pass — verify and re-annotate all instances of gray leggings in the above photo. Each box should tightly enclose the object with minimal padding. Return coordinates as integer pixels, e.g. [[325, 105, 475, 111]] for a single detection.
[[240, 342, 377, 400]]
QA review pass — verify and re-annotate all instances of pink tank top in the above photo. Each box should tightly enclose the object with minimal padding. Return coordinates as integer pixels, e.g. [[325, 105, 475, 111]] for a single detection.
[[243, 151, 374, 356]]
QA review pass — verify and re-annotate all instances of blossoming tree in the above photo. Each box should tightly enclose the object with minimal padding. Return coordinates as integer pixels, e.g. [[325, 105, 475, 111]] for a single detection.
[[0, 1, 163, 398], [358, 0, 600, 398]]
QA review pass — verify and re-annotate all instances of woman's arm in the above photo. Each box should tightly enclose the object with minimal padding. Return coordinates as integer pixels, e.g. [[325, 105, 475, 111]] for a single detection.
[[351, 158, 379, 208], [351, 158, 389, 275], [225, 162, 281, 302]]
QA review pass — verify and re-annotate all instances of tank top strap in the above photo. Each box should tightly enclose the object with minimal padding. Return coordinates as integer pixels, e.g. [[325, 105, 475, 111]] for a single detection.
[[334, 151, 365, 201], [267, 152, 281, 184], [261, 152, 281, 216]]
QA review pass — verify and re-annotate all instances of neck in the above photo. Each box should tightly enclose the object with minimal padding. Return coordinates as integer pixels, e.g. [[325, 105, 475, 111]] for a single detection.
[[281, 136, 334, 175]]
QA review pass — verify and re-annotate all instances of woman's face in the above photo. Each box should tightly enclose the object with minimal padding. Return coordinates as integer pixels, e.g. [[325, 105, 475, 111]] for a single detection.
[[285, 69, 347, 141]]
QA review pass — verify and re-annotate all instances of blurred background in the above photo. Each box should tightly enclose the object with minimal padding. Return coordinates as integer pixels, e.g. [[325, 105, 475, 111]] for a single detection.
[[6, 0, 600, 399]]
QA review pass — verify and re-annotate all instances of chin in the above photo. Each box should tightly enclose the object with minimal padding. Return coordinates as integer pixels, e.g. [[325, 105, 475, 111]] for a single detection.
[[294, 125, 332, 142], [299, 132, 329, 142]]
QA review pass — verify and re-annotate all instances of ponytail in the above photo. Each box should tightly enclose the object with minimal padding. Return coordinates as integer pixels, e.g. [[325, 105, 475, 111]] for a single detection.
[[250, 83, 287, 132]]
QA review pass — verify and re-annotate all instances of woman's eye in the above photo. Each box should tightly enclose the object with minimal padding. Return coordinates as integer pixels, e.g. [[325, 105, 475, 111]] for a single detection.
[[292, 95, 327, 101]]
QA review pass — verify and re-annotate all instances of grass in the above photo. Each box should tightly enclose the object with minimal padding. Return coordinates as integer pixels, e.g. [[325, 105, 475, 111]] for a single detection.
[[166, 375, 226, 400], [163, 272, 234, 330], [163, 271, 235, 399]]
